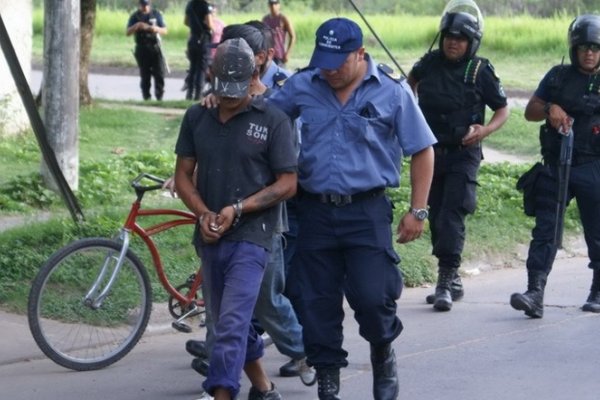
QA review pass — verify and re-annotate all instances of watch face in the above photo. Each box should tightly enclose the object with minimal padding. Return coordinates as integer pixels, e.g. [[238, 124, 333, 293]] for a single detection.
[[413, 208, 428, 220]]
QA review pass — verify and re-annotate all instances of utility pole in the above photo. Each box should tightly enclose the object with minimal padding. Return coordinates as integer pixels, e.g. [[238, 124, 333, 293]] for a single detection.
[[42, 0, 80, 190]]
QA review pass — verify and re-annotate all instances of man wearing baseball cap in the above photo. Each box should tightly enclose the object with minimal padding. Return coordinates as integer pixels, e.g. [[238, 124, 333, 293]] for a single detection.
[[269, 17, 436, 400], [174, 37, 298, 400], [184, 22, 316, 389]]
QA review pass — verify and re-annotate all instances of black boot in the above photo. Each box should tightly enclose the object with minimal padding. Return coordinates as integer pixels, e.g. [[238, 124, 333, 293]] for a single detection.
[[582, 269, 600, 313], [426, 270, 464, 304], [433, 268, 457, 311], [510, 270, 547, 318], [316, 368, 341, 400], [370, 343, 398, 400]]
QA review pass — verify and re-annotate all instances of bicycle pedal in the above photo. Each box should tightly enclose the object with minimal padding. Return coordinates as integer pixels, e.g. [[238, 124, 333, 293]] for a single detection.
[[172, 321, 192, 333]]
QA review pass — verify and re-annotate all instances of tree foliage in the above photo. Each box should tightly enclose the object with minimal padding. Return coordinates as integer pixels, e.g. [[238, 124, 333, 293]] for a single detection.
[[33, 0, 600, 16]]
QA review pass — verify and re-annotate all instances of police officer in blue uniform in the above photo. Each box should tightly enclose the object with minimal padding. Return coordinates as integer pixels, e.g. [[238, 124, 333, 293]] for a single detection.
[[510, 14, 600, 318], [408, 11, 509, 312], [270, 17, 436, 400], [126, 0, 168, 101]]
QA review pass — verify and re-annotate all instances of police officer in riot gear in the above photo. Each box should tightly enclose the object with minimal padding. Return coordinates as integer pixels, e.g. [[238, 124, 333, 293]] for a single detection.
[[510, 14, 600, 318], [184, 0, 213, 101], [408, 11, 509, 312], [126, 0, 168, 101]]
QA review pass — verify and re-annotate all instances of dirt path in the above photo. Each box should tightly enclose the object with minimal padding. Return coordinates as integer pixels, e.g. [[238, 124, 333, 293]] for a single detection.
[[483, 146, 535, 164]]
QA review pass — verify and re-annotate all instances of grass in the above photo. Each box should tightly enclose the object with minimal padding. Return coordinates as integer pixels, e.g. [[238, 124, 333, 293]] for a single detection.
[[32, 10, 573, 90], [485, 108, 542, 157]]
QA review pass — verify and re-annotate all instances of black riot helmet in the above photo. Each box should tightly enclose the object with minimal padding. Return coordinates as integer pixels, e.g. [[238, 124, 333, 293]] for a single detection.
[[568, 14, 600, 67], [439, 11, 483, 59]]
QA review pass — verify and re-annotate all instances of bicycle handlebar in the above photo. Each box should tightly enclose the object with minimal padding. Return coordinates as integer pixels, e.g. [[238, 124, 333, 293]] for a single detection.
[[131, 173, 166, 193]]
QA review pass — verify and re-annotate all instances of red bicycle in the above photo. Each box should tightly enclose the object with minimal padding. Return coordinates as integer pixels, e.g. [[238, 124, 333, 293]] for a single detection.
[[27, 173, 205, 371]]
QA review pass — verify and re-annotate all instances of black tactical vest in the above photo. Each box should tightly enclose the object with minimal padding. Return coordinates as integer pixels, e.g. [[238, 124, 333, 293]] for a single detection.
[[417, 52, 486, 146], [540, 65, 600, 163], [134, 10, 160, 48]]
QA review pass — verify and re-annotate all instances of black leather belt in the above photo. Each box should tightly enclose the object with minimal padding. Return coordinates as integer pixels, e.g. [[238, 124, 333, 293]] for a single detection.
[[300, 187, 385, 207], [572, 154, 600, 166], [434, 143, 479, 155]]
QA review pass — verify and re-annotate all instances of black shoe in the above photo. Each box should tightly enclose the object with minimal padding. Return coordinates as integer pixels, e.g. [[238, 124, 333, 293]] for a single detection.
[[279, 358, 299, 377], [433, 268, 456, 312], [248, 382, 282, 400], [510, 271, 547, 318], [425, 272, 464, 304], [582, 289, 600, 313], [191, 357, 209, 376], [317, 368, 341, 400], [186, 340, 208, 358], [433, 287, 453, 311], [370, 343, 399, 400]]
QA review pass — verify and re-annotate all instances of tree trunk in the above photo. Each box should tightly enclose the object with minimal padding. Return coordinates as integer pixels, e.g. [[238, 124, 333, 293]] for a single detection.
[[42, 0, 80, 191], [79, 0, 96, 105]]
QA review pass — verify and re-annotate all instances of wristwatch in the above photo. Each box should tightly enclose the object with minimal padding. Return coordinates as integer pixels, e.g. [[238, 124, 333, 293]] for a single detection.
[[543, 102, 552, 116], [410, 207, 429, 221]]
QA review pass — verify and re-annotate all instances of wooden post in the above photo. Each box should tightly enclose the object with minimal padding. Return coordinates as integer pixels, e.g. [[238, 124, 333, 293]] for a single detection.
[[42, 0, 80, 190]]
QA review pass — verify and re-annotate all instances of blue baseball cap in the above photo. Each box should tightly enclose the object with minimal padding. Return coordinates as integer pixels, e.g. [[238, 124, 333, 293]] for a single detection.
[[309, 18, 363, 70]]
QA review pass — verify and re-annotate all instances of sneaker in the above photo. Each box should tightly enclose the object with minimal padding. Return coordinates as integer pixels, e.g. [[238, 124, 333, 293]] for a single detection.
[[247, 382, 282, 400], [194, 391, 213, 400], [191, 357, 209, 376], [186, 340, 208, 358], [261, 332, 274, 347], [298, 358, 317, 386], [279, 358, 317, 384]]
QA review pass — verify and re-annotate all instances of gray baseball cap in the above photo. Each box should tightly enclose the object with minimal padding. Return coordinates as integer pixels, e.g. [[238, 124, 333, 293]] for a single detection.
[[212, 38, 256, 98]]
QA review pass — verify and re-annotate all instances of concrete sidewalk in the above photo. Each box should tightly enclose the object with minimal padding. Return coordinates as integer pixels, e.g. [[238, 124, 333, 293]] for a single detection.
[[1, 235, 599, 399]]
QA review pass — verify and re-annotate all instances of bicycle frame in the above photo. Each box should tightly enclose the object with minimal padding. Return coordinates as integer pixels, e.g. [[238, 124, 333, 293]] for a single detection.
[[85, 173, 202, 313], [126, 201, 200, 306]]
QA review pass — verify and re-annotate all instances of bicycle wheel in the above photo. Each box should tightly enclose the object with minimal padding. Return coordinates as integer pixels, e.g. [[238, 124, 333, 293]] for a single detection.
[[28, 238, 152, 371]]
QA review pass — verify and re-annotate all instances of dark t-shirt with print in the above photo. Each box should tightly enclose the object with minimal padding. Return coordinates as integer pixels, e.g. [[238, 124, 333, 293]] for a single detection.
[[175, 95, 297, 250]]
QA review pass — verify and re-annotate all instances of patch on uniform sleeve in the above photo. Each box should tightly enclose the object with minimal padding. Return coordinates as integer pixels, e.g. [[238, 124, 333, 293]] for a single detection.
[[377, 63, 403, 82], [486, 61, 501, 80], [273, 71, 288, 88]]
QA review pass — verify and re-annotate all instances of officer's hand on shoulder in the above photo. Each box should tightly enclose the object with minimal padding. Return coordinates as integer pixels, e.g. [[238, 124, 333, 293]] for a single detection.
[[201, 93, 219, 108]]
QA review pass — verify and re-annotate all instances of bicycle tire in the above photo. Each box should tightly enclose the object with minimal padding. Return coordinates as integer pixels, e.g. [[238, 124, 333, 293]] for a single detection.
[[28, 238, 152, 371]]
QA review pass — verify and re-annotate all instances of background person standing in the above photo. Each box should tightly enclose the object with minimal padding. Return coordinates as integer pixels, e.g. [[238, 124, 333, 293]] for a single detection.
[[209, 3, 226, 58], [126, 0, 168, 101], [261, 0, 295, 66], [408, 10, 509, 312], [184, 0, 213, 100]]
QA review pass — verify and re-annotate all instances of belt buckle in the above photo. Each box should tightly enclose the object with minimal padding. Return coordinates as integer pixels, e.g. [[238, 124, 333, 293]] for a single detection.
[[330, 194, 352, 206]]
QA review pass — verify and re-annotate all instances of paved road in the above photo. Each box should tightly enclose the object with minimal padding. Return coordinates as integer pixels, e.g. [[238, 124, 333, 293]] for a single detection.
[[1, 238, 598, 400], [29, 69, 532, 106], [30, 69, 189, 102]]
